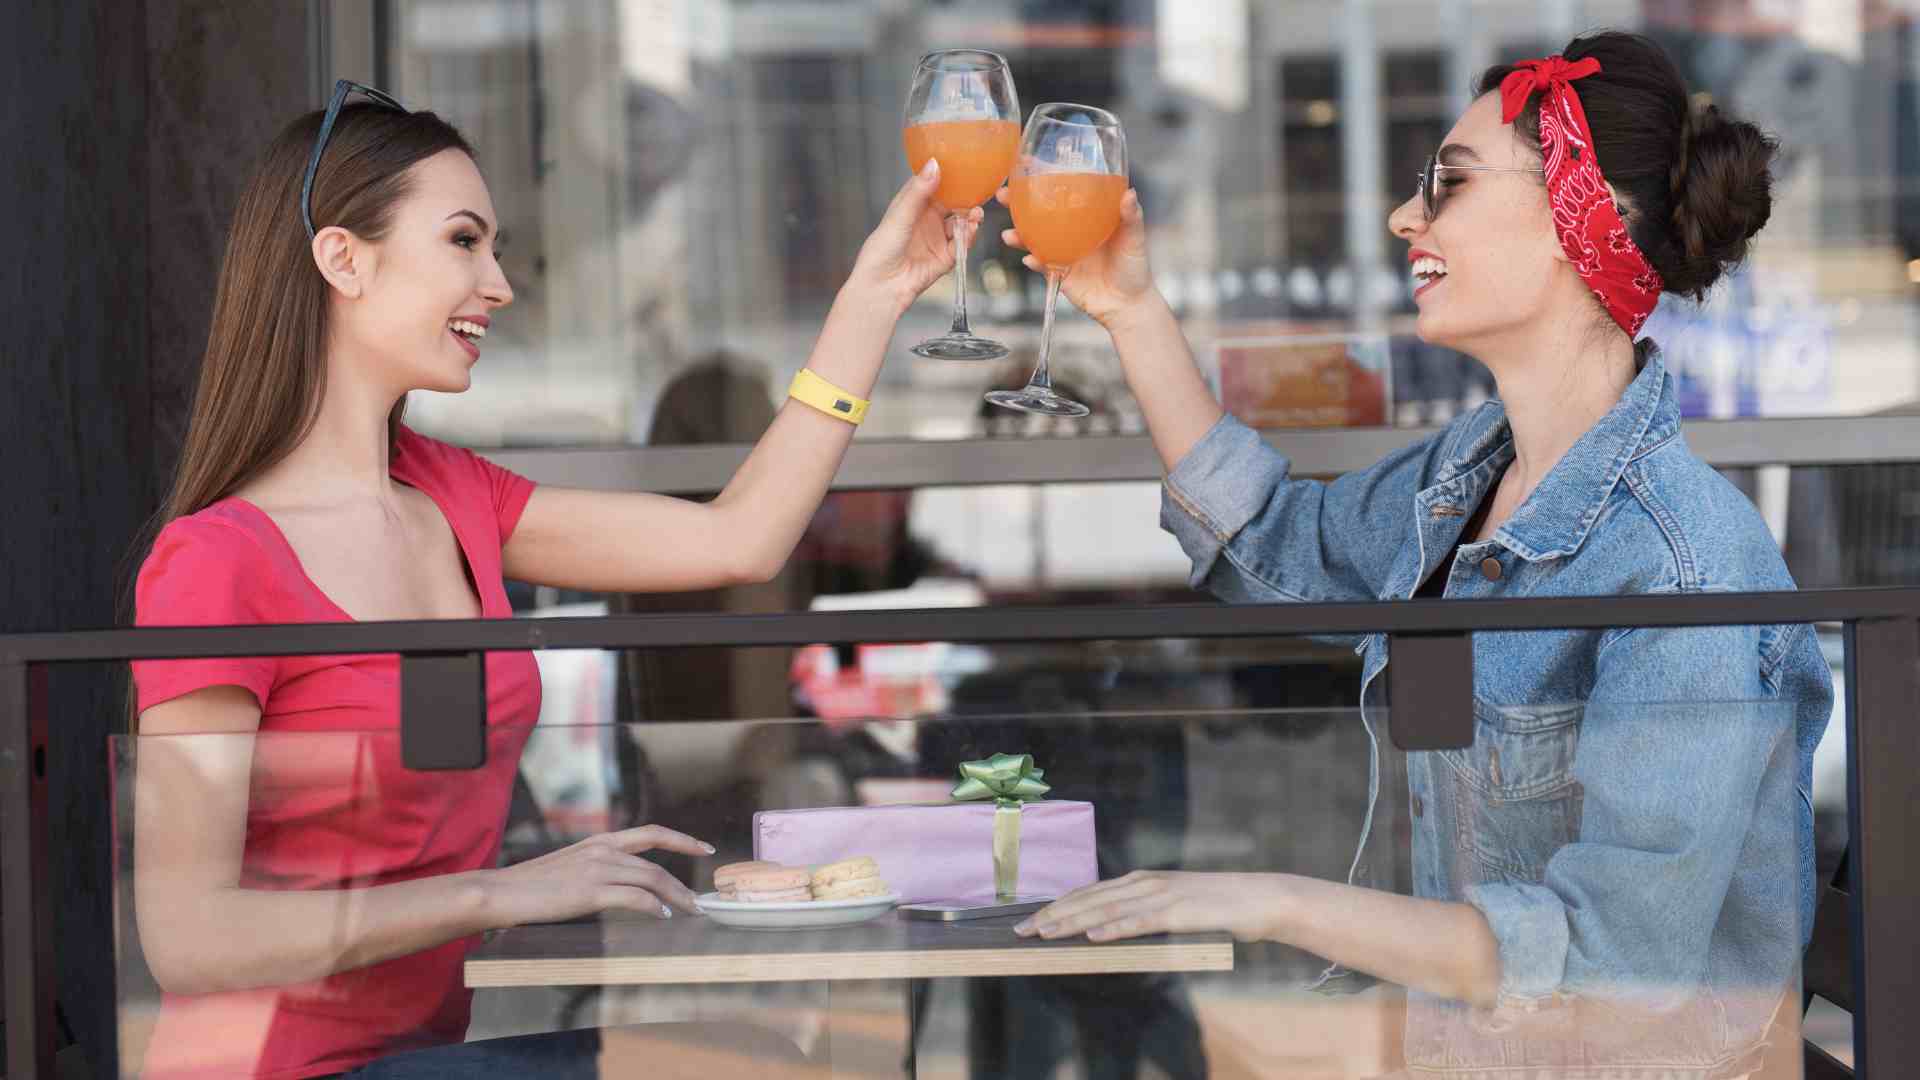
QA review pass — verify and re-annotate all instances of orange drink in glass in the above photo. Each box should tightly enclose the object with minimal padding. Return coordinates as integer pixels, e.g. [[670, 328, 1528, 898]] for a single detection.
[[988, 104, 1129, 418], [1006, 172, 1128, 268], [903, 118, 1021, 214], [901, 50, 1020, 362]]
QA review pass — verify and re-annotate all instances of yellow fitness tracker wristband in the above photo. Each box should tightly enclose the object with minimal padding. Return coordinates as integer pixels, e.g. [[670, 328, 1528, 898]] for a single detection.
[[788, 368, 869, 425]]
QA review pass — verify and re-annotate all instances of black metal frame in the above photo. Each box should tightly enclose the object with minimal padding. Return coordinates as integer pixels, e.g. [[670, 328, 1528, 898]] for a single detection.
[[4, 590, 1915, 1077], [483, 417, 1920, 497]]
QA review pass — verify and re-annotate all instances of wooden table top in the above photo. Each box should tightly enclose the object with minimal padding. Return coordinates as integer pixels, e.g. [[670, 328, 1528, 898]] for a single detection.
[[466, 911, 1235, 988]]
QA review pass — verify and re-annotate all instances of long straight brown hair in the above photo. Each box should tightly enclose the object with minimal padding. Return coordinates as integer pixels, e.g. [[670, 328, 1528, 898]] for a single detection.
[[122, 102, 474, 717]]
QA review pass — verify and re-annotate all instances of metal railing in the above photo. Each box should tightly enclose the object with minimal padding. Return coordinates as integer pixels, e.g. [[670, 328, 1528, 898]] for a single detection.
[[487, 416, 1920, 495], [4, 590, 1916, 1077]]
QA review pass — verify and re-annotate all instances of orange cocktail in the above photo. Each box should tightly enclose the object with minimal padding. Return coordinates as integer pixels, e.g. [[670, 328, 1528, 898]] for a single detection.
[[1006, 173, 1128, 268], [901, 49, 1020, 362], [903, 118, 1020, 213], [985, 102, 1127, 418]]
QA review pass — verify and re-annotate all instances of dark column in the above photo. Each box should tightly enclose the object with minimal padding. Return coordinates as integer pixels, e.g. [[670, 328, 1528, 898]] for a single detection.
[[146, 1, 316, 493], [2, 3, 311, 1074], [1, 5, 152, 1074]]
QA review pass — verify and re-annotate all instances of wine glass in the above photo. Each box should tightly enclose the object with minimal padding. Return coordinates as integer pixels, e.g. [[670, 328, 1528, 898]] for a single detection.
[[988, 103, 1128, 417], [902, 49, 1021, 362]]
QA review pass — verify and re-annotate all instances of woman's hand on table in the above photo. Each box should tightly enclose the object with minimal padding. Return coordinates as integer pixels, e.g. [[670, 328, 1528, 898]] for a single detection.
[[1014, 870, 1287, 944], [846, 160, 983, 317], [481, 825, 714, 927], [994, 184, 1156, 330]]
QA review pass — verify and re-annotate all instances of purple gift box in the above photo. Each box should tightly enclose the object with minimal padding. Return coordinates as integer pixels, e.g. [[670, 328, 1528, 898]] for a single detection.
[[753, 800, 1099, 904]]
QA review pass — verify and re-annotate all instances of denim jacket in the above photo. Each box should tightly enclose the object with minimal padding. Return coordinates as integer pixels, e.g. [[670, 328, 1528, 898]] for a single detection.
[[1162, 346, 1831, 1078]]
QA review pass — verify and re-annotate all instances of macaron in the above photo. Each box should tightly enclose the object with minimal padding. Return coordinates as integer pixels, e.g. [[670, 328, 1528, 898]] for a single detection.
[[713, 860, 783, 898], [731, 865, 814, 903], [810, 856, 884, 900]]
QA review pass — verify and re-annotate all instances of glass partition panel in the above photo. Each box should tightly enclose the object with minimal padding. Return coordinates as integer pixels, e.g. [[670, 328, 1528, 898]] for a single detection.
[[115, 693, 1807, 1076]]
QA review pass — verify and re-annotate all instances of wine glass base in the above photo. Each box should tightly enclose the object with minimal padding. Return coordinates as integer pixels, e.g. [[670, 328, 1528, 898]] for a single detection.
[[984, 387, 1091, 418], [910, 334, 1010, 362]]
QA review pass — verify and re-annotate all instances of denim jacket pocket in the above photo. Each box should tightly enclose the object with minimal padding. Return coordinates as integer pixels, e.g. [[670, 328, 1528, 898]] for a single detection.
[[1444, 702, 1584, 882]]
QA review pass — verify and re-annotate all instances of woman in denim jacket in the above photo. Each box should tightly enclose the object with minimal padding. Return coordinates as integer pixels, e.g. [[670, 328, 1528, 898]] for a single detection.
[[1010, 31, 1831, 1078]]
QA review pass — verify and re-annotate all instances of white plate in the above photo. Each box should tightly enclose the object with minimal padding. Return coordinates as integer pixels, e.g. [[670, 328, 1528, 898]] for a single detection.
[[694, 891, 899, 931]]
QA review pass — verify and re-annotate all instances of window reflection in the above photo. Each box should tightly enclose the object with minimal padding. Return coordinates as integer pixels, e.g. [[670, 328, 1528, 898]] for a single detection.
[[375, 0, 1920, 447]]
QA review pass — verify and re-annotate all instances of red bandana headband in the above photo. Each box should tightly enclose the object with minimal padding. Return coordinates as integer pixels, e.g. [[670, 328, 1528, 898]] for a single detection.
[[1499, 56, 1663, 338]]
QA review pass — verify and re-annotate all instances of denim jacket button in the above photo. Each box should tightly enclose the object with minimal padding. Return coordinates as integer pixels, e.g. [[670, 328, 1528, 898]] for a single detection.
[[1480, 557, 1503, 581]]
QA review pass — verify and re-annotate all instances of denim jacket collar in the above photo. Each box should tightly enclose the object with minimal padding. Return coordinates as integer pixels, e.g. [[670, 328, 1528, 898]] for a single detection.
[[1433, 342, 1680, 563]]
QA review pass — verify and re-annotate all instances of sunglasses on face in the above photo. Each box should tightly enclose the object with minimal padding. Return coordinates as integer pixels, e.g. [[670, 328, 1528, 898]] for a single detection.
[[1415, 152, 1541, 222], [301, 79, 409, 240]]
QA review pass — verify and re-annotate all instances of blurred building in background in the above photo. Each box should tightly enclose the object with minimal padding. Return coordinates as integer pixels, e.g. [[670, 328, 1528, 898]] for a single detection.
[[332, 0, 1920, 596]]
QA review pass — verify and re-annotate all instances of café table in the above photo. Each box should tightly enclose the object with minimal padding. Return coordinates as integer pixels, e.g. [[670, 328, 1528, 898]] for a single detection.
[[466, 910, 1234, 1073], [466, 910, 1234, 987]]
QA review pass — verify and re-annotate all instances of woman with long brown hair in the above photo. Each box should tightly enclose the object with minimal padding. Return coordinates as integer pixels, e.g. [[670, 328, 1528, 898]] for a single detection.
[[129, 82, 972, 1078]]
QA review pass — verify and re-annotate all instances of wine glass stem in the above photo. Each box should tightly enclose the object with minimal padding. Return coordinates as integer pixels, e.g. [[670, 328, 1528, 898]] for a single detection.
[[1030, 269, 1065, 391], [946, 213, 973, 337]]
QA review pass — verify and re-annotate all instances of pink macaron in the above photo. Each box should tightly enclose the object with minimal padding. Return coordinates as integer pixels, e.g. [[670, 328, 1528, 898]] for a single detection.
[[729, 865, 813, 903], [713, 860, 783, 897]]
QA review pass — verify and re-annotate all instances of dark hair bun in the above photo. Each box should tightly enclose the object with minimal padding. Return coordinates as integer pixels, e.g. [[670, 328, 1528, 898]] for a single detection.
[[1665, 103, 1778, 298], [1479, 32, 1783, 307]]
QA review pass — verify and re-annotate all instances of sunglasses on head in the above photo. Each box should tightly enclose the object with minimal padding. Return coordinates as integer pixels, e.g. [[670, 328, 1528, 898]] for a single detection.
[[301, 79, 409, 240]]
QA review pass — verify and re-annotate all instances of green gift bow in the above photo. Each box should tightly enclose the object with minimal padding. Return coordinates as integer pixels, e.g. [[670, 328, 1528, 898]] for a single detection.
[[951, 754, 1050, 898], [951, 753, 1051, 806]]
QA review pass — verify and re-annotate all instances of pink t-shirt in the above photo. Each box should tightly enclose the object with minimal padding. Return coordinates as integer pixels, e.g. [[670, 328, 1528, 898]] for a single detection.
[[132, 427, 543, 1079]]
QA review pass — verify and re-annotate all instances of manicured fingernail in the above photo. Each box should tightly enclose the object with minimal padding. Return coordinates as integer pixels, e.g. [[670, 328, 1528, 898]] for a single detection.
[[1014, 920, 1034, 935], [920, 159, 939, 178], [661, 904, 673, 919], [701, 842, 716, 854]]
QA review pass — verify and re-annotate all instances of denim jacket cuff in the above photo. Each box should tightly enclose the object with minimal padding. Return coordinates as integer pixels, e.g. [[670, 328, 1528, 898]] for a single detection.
[[1465, 881, 1571, 1012], [1159, 414, 1285, 588]]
